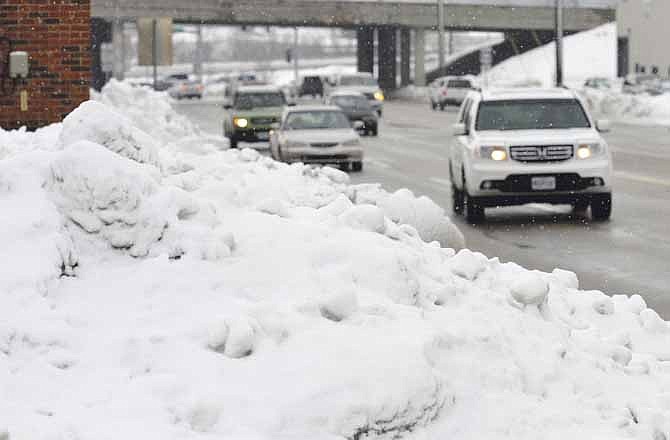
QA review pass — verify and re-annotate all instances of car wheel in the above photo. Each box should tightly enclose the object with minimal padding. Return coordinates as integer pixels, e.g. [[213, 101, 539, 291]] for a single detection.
[[431, 100, 437, 110], [591, 193, 612, 221], [452, 185, 464, 215], [370, 126, 378, 137], [377, 109, 382, 117], [464, 192, 485, 224], [573, 200, 589, 217], [352, 161, 363, 172], [439, 102, 446, 111]]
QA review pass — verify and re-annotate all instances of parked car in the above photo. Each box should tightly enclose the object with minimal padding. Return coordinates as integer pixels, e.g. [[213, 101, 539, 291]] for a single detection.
[[269, 105, 364, 171], [429, 76, 475, 110], [223, 85, 288, 148], [299, 76, 324, 98], [449, 88, 613, 223], [647, 79, 670, 96], [330, 73, 384, 116], [622, 74, 657, 95], [326, 90, 378, 136], [583, 77, 614, 90], [168, 80, 204, 99]]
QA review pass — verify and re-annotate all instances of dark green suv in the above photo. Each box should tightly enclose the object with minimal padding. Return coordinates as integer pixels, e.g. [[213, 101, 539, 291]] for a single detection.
[[223, 85, 287, 148]]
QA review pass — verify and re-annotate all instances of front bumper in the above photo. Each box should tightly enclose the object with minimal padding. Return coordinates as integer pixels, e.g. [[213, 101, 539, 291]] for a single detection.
[[465, 158, 612, 200], [232, 127, 272, 142], [282, 146, 363, 164]]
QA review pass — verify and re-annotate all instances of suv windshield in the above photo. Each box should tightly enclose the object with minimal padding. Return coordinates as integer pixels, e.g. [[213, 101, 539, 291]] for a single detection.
[[234, 92, 285, 109], [339, 76, 377, 87], [332, 96, 372, 110], [285, 111, 351, 130], [476, 99, 591, 131]]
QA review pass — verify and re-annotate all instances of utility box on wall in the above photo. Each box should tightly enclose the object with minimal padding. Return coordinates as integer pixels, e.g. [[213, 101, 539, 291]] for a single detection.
[[0, 1, 91, 130]]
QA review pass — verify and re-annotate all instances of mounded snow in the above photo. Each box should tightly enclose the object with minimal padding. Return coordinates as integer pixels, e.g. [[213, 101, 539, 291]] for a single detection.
[[1, 81, 669, 440]]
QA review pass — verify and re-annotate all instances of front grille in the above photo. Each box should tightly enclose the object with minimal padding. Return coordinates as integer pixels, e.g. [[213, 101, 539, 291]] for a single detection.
[[250, 117, 278, 125], [301, 154, 348, 162], [310, 142, 338, 148], [510, 145, 573, 162]]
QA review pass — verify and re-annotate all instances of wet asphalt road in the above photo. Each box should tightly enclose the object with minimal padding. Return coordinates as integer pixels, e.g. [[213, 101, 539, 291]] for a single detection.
[[174, 99, 670, 317]]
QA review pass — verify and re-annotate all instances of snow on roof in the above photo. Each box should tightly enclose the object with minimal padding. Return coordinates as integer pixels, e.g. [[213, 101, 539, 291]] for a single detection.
[[480, 87, 578, 101]]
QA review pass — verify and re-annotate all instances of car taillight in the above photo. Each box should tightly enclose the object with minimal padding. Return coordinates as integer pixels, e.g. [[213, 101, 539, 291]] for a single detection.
[[442, 90, 448, 96]]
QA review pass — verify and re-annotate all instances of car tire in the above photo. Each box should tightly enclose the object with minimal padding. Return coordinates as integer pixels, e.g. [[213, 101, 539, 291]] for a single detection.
[[464, 192, 485, 224], [431, 101, 437, 110], [439, 102, 446, 111], [452, 185, 464, 215], [377, 109, 383, 118], [352, 161, 363, 172], [591, 193, 612, 221], [229, 136, 238, 149], [370, 126, 378, 137], [573, 200, 589, 217]]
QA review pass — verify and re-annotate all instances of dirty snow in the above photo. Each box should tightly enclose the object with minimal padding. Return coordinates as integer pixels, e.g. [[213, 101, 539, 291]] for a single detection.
[[1, 81, 669, 440]]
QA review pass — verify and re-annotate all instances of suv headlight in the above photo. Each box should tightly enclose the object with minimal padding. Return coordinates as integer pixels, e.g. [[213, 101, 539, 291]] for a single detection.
[[476, 145, 508, 161], [342, 138, 360, 146], [233, 117, 248, 128], [373, 91, 385, 101], [576, 142, 605, 159]]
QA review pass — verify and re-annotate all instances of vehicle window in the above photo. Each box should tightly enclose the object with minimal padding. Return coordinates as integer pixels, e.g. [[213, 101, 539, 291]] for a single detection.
[[331, 96, 372, 110], [447, 80, 472, 88], [234, 92, 286, 109], [284, 111, 351, 130], [339, 76, 378, 87], [475, 99, 591, 131]]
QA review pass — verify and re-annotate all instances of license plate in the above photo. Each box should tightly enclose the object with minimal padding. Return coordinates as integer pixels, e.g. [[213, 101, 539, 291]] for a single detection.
[[531, 176, 556, 191], [256, 132, 269, 141]]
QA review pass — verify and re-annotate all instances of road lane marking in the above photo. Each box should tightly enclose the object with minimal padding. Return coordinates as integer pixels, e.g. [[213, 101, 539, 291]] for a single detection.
[[613, 171, 670, 187]]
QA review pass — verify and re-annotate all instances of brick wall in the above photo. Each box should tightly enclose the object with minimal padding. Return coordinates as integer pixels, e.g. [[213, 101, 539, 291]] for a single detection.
[[0, 0, 91, 130]]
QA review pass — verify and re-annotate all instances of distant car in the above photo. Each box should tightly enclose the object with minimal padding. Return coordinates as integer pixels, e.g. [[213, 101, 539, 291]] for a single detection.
[[331, 73, 384, 116], [326, 90, 378, 136], [622, 74, 657, 95], [169, 80, 204, 100], [647, 79, 670, 96], [223, 85, 288, 149], [269, 105, 363, 171], [449, 88, 613, 223], [429, 76, 475, 110], [583, 77, 613, 90], [299, 76, 324, 98]]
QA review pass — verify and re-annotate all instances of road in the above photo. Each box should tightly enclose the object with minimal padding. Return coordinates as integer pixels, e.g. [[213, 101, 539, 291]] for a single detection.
[[174, 99, 670, 317]]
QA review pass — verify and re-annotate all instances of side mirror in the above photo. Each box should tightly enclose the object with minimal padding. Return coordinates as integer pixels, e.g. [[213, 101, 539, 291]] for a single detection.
[[596, 119, 611, 133], [452, 122, 467, 136], [353, 120, 365, 130]]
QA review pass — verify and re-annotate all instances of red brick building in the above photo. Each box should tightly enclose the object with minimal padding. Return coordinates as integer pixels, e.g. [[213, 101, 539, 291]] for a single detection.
[[0, 0, 91, 130]]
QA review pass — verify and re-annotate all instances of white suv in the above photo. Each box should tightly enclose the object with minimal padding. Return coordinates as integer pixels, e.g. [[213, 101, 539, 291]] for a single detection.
[[429, 76, 476, 110], [449, 88, 613, 223]]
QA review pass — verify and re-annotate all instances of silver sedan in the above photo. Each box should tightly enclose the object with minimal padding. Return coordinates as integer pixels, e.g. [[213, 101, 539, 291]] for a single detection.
[[269, 105, 364, 171]]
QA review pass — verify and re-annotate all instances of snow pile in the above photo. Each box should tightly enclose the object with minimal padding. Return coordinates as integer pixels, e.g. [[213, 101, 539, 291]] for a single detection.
[[1, 84, 670, 440], [485, 23, 617, 88], [580, 88, 670, 126]]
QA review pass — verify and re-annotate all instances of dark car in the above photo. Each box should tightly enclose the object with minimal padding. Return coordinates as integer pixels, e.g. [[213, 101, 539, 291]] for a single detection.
[[299, 76, 324, 98], [327, 92, 378, 136]]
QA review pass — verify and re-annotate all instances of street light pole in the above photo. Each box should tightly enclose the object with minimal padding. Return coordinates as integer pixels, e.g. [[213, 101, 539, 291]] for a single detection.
[[555, 0, 564, 87], [437, 0, 445, 69], [293, 27, 299, 85]]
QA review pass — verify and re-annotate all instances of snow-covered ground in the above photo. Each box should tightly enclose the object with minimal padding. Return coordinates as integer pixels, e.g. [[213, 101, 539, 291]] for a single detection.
[[580, 88, 670, 127], [485, 23, 618, 89], [1, 81, 670, 440]]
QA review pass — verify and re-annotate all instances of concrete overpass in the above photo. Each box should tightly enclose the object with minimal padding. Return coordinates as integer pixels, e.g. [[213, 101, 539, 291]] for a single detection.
[[91, 0, 615, 90]]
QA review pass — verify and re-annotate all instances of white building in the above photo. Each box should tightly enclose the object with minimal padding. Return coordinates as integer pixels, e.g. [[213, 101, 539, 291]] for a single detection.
[[617, 0, 670, 77]]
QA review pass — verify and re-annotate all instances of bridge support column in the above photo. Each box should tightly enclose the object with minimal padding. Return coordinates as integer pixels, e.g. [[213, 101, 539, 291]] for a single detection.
[[91, 18, 112, 91], [377, 26, 397, 91], [400, 28, 411, 86], [414, 29, 426, 87], [356, 27, 374, 74], [112, 19, 125, 81]]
